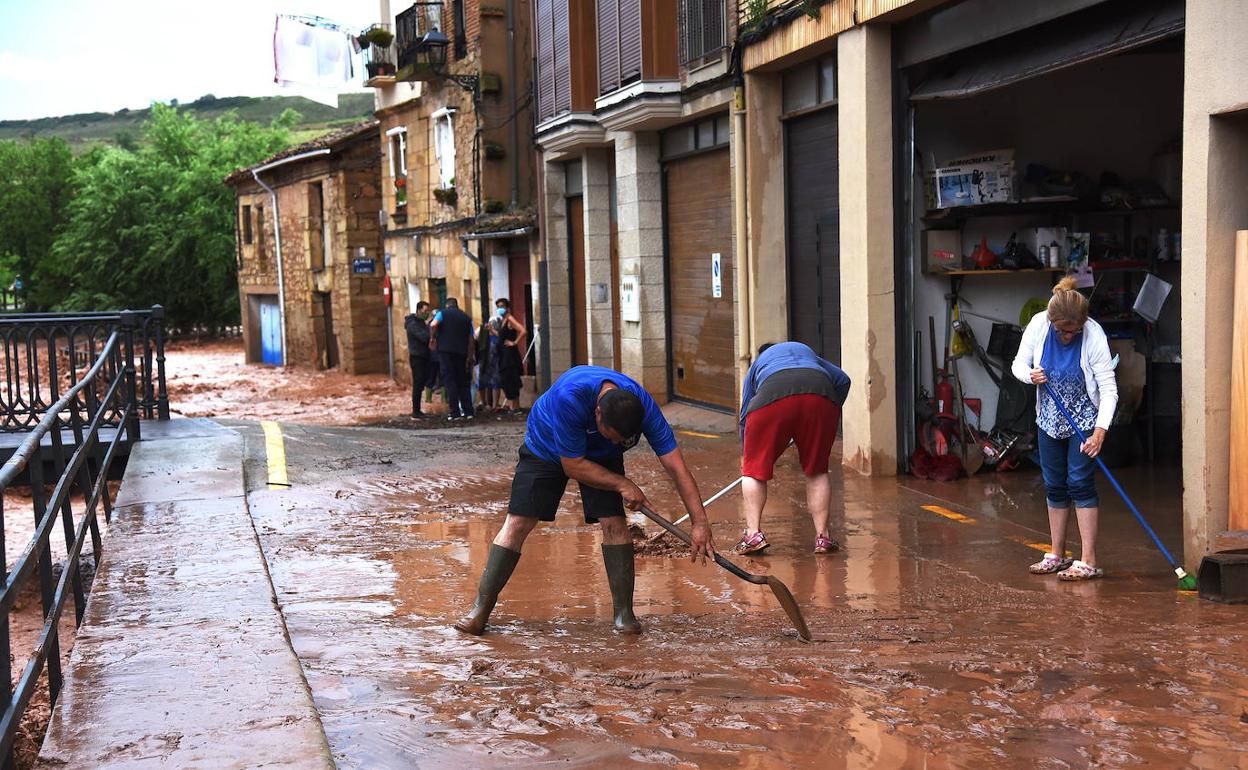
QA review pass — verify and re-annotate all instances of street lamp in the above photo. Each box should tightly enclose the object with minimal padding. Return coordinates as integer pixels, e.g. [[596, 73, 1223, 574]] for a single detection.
[[418, 29, 480, 98]]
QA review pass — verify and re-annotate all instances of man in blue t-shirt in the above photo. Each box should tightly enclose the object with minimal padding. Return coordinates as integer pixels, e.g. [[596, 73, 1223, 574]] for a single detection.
[[455, 365, 715, 636]]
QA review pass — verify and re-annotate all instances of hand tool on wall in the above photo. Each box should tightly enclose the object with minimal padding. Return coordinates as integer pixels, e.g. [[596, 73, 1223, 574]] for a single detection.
[[640, 505, 812, 641]]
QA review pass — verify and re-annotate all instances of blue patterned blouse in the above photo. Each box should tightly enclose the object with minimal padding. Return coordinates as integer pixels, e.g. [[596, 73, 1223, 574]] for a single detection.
[[1037, 326, 1098, 439]]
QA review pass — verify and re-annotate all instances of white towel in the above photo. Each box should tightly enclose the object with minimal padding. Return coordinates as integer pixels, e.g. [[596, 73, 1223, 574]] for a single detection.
[[273, 15, 355, 107]]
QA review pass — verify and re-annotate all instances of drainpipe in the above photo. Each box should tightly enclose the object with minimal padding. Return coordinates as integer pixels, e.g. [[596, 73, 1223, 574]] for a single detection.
[[506, 0, 520, 206], [731, 84, 752, 394], [251, 148, 331, 366]]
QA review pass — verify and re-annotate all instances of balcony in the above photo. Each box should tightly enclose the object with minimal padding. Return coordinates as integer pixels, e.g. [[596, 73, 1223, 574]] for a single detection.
[[395, 2, 445, 82], [593, 0, 682, 132], [360, 23, 396, 86]]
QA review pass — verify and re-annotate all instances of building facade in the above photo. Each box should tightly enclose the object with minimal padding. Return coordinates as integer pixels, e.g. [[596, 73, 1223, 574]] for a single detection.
[[226, 121, 387, 374], [363, 0, 538, 391], [533, 0, 741, 410], [535, 0, 1248, 570]]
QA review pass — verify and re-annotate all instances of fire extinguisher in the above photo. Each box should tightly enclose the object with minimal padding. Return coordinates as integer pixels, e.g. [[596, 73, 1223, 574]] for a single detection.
[[934, 371, 956, 421]]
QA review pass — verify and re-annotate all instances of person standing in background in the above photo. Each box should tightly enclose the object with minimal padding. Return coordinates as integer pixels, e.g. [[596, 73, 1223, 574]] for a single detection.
[[430, 297, 475, 421], [404, 301, 435, 418]]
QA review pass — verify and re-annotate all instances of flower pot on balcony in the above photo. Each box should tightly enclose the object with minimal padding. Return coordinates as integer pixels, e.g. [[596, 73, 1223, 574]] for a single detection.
[[433, 187, 458, 207], [367, 61, 396, 78]]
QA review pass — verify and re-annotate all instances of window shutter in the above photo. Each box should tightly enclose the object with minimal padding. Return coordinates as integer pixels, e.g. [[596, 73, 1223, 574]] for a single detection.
[[702, 0, 724, 61], [553, 0, 571, 113], [598, 0, 620, 95], [619, 0, 641, 84], [536, 0, 556, 121]]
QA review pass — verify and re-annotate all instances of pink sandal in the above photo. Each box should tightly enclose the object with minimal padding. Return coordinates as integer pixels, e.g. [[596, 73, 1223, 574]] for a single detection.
[[733, 530, 769, 555], [1029, 553, 1074, 574], [814, 534, 838, 554]]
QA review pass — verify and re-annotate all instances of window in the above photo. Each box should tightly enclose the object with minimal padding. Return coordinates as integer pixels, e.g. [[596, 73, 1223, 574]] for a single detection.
[[387, 126, 408, 210], [679, 0, 725, 65], [255, 203, 267, 263], [782, 55, 837, 115], [309, 182, 326, 271], [453, 0, 467, 59], [659, 114, 729, 160], [432, 108, 457, 189], [241, 204, 253, 245]]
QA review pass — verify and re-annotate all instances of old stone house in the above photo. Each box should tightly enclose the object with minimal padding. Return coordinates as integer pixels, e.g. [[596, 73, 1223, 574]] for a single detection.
[[361, 0, 538, 391], [225, 121, 388, 374]]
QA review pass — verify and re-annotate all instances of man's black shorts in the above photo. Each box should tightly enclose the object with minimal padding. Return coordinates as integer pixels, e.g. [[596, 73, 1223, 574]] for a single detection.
[[509, 444, 625, 523]]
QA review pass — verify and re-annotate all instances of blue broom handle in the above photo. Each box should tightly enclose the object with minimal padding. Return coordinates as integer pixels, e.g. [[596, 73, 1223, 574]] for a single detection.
[[1041, 381, 1181, 569]]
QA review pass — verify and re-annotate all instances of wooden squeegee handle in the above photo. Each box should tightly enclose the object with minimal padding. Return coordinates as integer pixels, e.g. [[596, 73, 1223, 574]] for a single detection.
[[638, 506, 768, 585]]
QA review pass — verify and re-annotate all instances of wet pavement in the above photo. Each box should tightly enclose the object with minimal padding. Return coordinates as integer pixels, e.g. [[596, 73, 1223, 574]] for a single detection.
[[236, 419, 1248, 769], [37, 424, 333, 769]]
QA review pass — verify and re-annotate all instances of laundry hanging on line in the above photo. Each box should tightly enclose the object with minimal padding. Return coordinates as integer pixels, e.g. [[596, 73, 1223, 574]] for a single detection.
[[273, 15, 356, 108]]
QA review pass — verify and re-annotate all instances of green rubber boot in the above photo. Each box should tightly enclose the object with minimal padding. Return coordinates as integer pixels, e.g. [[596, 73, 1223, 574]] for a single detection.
[[454, 544, 521, 635], [601, 543, 642, 634]]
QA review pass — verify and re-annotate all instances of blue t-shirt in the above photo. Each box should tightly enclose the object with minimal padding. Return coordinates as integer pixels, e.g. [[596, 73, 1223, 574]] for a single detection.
[[1037, 326, 1097, 439], [524, 366, 677, 462]]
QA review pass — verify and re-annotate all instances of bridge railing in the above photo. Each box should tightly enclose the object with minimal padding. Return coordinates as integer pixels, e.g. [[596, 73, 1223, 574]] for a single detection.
[[0, 307, 169, 433], [0, 325, 137, 765]]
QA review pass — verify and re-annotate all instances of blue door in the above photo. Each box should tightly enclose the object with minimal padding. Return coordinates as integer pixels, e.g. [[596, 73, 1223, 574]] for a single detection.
[[259, 297, 282, 365]]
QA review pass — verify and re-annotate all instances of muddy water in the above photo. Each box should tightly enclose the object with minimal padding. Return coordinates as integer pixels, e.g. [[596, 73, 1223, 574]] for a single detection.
[[244, 424, 1248, 769]]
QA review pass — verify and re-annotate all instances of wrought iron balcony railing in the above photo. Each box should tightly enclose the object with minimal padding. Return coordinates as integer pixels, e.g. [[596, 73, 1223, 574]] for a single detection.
[[361, 23, 397, 79], [395, 2, 445, 72], [680, 0, 728, 64]]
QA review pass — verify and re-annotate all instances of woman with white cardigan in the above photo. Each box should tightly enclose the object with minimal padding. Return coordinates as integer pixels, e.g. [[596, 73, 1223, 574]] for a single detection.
[[1011, 276, 1119, 580]]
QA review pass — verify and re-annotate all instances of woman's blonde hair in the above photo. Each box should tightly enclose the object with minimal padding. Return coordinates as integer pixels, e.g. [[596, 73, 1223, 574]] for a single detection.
[[1047, 275, 1088, 326]]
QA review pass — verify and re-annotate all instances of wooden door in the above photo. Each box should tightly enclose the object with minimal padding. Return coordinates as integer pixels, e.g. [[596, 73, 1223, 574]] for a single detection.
[[786, 107, 841, 362], [665, 148, 734, 408], [568, 195, 589, 366], [259, 296, 282, 366]]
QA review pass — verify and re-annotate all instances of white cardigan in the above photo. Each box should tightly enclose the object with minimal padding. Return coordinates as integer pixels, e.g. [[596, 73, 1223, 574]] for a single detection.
[[1010, 314, 1119, 431]]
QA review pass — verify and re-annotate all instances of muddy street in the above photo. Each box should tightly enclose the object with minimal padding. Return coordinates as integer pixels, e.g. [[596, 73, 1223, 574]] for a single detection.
[[234, 421, 1248, 769]]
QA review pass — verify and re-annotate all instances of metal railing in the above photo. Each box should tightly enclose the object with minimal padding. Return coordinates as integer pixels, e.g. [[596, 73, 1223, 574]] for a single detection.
[[0, 326, 136, 765], [0, 307, 168, 433], [362, 23, 396, 78], [395, 2, 444, 70]]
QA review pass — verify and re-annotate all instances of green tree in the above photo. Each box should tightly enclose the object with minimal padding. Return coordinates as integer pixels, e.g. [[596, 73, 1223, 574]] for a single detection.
[[51, 103, 294, 329], [0, 137, 74, 308]]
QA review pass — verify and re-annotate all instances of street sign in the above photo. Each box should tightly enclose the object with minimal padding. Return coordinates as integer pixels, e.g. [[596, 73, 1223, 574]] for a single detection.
[[352, 258, 376, 275], [711, 252, 722, 298]]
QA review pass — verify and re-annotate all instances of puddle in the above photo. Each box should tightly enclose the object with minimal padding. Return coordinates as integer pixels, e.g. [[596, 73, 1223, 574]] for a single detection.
[[246, 426, 1248, 769]]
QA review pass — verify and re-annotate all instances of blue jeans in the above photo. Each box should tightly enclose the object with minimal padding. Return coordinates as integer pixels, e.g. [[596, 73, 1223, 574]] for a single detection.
[[1037, 431, 1099, 508]]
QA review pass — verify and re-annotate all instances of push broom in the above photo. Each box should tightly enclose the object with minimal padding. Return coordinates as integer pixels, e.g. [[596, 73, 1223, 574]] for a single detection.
[[1042, 382, 1197, 590]]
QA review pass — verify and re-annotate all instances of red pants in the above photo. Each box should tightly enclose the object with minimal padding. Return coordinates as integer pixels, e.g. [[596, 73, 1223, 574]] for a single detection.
[[742, 394, 841, 480]]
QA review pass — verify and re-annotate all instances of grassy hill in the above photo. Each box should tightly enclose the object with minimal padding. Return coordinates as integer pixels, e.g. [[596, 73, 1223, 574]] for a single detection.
[[0, 93, 376, 148]]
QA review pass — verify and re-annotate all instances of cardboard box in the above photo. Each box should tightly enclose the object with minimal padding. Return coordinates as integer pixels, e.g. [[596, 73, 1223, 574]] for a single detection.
[[923, 229, 963, 273], [934, 149, 1016, 208]]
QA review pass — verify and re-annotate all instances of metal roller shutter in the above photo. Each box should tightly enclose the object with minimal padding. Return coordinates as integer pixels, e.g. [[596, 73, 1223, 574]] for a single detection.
[[786, 108, 841, 363], [665, 149, 734, 409]]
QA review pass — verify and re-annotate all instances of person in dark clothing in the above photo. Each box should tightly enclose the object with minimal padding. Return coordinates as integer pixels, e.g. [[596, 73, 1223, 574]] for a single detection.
[[404, 301, 433, 418], [492, 297, 526, 411], [430, 297, 476, 421]]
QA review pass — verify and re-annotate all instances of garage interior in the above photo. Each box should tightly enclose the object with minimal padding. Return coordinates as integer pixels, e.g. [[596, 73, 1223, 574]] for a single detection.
[[900, 0, 1185, 503]]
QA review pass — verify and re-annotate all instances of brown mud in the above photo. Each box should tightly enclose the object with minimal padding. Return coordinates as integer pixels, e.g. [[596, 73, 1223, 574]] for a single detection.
[[240, 422, 1248, 769], [165, 339, 411, 425]]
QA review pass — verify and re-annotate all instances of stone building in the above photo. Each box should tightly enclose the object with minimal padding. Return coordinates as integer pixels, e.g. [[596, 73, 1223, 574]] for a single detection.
[[361, 0, 538, 391], [225, 121, 387, 374]]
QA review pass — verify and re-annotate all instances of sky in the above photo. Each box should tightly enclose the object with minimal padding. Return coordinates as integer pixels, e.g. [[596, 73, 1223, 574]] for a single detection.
[[0, 0, 377, 121]]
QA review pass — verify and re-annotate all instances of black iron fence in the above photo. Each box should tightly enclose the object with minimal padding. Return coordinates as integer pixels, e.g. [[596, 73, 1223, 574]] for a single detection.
[[395, 2, 444, 70], [0, 326, 136, 765], [0, 307, 169, 433]]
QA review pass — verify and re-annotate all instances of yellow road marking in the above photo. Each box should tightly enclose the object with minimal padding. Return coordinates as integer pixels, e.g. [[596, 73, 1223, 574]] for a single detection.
[[678, 430, 720, 439], [1007, 535, 1053, 554], [261, 421, 290, 490], [921, 504, 977, 525]]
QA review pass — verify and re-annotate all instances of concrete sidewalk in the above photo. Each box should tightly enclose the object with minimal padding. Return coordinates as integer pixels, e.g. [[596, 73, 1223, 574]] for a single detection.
[[36, 423, 333, 769]]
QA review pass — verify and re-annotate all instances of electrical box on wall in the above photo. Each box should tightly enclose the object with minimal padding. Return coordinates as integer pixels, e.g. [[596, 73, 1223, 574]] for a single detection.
[[620, 272, 640, 322]]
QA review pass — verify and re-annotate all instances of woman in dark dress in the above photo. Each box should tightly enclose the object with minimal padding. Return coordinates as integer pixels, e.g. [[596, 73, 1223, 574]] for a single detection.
[[493, 298, 527, 412]]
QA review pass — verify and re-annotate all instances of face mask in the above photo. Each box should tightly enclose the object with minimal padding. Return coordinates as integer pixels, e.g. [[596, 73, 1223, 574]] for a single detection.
[[496, 307, 506, 317]]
